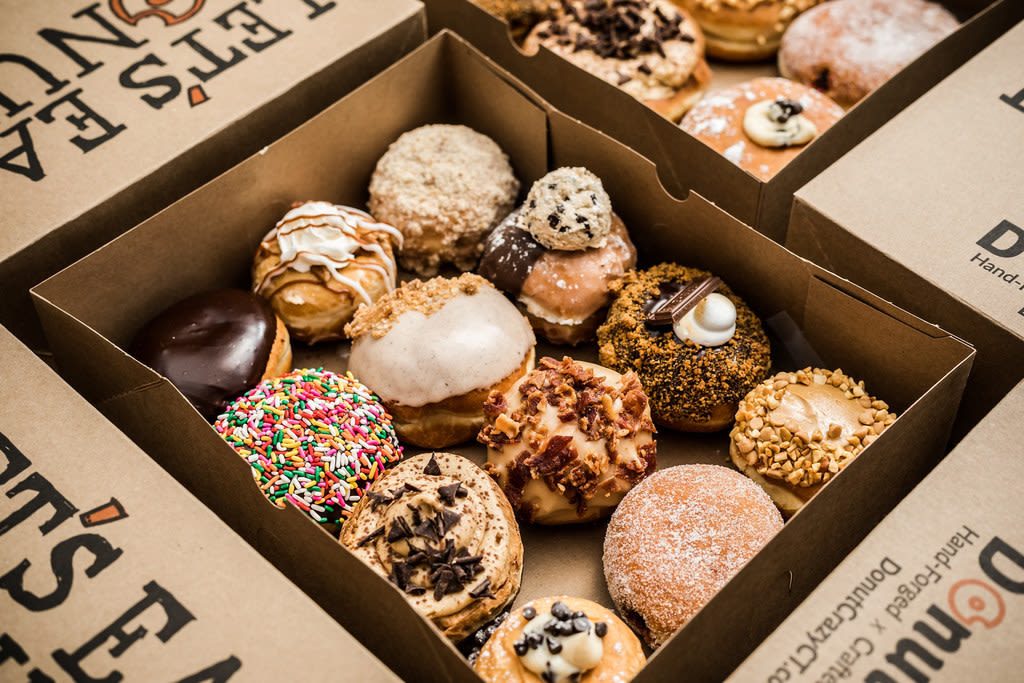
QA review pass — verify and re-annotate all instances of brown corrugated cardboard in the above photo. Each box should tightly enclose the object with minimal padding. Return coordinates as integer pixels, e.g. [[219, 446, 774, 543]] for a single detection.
[[31, 31, 974, 682], [0, 322, 399, 681], [0, 0, 425, 351], [786, 18, 1024, 444], [421, 0, 1024, 243], [730, 378, 1024, 682]]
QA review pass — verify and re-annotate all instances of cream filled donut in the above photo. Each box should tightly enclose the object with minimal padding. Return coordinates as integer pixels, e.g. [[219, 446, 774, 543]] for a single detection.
[[252, 201, 402, 343], [345, 273, 536, 449], [478, 168, 637, 345], [479, 356, 657, 524]]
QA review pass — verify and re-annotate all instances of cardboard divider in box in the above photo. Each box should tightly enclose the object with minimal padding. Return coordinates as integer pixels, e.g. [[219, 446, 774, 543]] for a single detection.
[[0, 323, 400, 681], [785, 19, 1024, 445], [421, 0, 1024, 243], [31, 31, 974, 682], [0, 0, 426, 352], [730, 377, 1024, 682]]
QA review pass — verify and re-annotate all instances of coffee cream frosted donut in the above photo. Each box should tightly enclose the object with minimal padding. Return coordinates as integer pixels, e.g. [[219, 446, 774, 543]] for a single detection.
[[130, 289, 292, 421], [345, 273, 536, 449], [778, 0, 959, 109], [681, 77, 844, 181], [603, 464, 783, 648], [341, 452, 523, 642], [474, 596, 646, 683], [597, 263, 771, 432], [214, 368, 403, 529], [479, 356, 657, 524], [730, 367, 897, 516], [672, 0, 825, 61], [252, 201, 402, 343], [523, 0, 711, 122], [368, 124, 520, 277], [478, 168, 637, 345]]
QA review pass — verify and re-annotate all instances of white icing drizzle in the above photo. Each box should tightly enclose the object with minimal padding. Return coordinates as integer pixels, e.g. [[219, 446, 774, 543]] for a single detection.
[[516, 604, 604, 683], [673, 292, 736, 346], [257, 201, 403, 305]]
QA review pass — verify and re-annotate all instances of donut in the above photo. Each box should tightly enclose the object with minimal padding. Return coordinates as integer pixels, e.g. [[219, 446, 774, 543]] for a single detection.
[[522, 0, 711, 122], [479, 356, 657, 524], [596, 263, 771, 432], [213, 368, 403, 530], [368, 124, 520, 277], [729, 367, 897, 517], [129, 289, 292, 421], [468, 0, 557, 40], [340, 452, 523, 642], [603, 464, 783, 648], [671, 0, 825, 61], [680, 77, 844, 181], [477, 167, 637, 345], [345, 273, 536, 449], [777, 0, 959, 109], [473, 596, 646, 682], [252, 201, 402, 343]]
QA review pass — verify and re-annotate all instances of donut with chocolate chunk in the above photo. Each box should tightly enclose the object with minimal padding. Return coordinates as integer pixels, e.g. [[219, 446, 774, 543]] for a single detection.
[[479, 356, 657, 524], [341, 452, 523, 642], [597, 263, 771, 432]]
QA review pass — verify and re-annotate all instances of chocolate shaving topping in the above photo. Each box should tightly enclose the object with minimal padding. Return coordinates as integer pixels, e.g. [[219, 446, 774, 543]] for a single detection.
[[437, 481, 463, 506], [403, 483, 422, 493], [548, 0, 686, 62], [387, 516, 412, 543], [469, 577, 496, 600], [423, 454, 441, 476], [439, 508, 462, 535], [366, 490, 390, 509], [414, 517, 440, 543], [406, 503, 422, 527], [646, 276, 723, 326], [357, 525, 384, 547]]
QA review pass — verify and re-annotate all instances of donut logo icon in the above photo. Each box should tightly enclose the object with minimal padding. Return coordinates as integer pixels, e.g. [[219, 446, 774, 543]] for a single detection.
[[949, 579, 1005, 629], [110, 0, 205, 26]]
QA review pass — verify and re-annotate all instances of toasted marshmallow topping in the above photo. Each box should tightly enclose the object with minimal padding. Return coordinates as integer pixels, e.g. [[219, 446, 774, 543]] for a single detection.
[[672, 292, 736, 346]]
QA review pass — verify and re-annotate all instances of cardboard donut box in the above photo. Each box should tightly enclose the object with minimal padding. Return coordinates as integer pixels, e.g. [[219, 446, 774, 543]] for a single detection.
[[0, 323, 400, 681], [420, 0, 1024, 243], [32, 32, 978, 682], [0, 0, 426, 351]]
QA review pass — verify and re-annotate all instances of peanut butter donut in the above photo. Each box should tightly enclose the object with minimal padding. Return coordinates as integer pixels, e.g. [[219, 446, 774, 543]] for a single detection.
[[671, 0, 825, 61], [479, 356, 657, 524], [680, 77, 844, 180], [729, 367, 897, 516], [597, 263, 771, 432], [473, 596, 646, 683], [341, 452, 523, 642], [777, 0, 959, 109]]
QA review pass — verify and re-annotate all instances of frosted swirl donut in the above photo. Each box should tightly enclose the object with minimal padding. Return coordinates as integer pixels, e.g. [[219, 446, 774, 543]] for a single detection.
[[345, 273, 536, 449], [602, 464, 783, 648], [777, 0, 959, 109], [479, 356, 657, 524], [473, 596, 646, 683], [252, 201, 402, 343], [340, 452, 523, 642], [214, 368, 403, 530]]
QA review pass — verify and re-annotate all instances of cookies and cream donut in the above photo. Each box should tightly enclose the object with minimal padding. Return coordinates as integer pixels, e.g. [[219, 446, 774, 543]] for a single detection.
[[597, 263, 771, 432], [473, 596, 646, 683], [681, 77, 844, 180], [478, 168, 637, 345], [672, 0, 825, 61], [130, 289, 292, 421], [777, 0, 959, 109], [345, 273, 536, 449], [252, 201, 402, 343], [479, 356, 657, 524], [730, 367, 897, 516], [368, 124, 520, 277], [523, 0, 711, 122], [341, 452, 523, 642], [603, 464, 783, 648]]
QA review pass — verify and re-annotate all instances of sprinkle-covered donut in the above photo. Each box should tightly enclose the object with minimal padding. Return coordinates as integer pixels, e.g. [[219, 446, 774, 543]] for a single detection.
[[214, 368, 403, 529]]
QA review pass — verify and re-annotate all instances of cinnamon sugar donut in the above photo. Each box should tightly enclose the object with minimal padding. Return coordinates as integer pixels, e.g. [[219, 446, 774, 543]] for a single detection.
[[778, 0, 959, 109], [602, 464, 783, 648], [672, 0, 825, 61], [681, 77, 844, 180]]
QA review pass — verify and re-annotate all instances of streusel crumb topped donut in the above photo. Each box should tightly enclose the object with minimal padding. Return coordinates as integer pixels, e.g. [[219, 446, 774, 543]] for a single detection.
[[368, 124, 519, 277], [341, 452, 523, 642]]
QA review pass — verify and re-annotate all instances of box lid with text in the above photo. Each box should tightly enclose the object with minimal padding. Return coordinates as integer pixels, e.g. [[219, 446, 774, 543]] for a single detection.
[[730, 378, 1024, 682], [0, 0, 425, 349], [0, 324, 399, 682], [786, 18, 1024, 441]]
